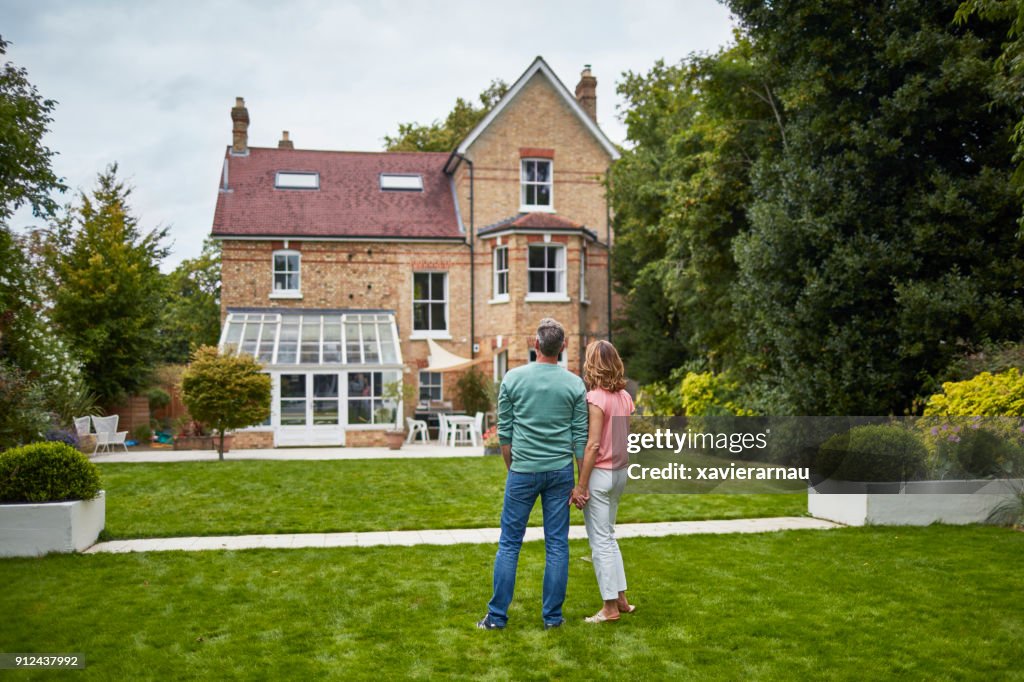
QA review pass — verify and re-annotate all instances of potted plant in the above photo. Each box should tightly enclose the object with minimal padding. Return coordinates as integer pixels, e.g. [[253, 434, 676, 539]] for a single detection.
[[381, 379, 416, 450], [0, 442, 105, 556], [483, 425, 501, 455], [172, 417, 215, 451]]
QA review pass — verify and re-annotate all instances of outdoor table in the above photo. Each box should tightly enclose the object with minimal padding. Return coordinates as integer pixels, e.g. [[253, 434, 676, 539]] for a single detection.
[[444, 415, 478, 446]]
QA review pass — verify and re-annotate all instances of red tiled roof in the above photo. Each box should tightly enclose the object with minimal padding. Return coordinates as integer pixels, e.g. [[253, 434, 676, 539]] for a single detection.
[[212, 148, 463, 239], [479, 212, 594, 237]]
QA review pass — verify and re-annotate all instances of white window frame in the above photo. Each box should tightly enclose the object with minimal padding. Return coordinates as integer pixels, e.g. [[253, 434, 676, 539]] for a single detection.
[[271, 250, 301, 298], [580, 246, 589, 304], [491, 245, 509, 303], [275, 171, 320, 190], [520, 158, 554, 213], [418, 370, 443, 403], [525, 243, 569, 302], [411, 271, 450, 339], [493, 350, 508, 381], [529, 347, 568, 369], [380, 173, 424, 191]]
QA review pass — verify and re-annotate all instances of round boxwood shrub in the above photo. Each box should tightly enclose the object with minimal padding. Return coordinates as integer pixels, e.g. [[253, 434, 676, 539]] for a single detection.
[[817, 424, 928, 482], [0, 442, 102, 503]]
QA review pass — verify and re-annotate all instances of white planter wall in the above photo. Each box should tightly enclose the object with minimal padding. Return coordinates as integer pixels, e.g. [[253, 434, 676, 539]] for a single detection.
[[0, 491, 105, 557], [808, 480, 1021, 526]]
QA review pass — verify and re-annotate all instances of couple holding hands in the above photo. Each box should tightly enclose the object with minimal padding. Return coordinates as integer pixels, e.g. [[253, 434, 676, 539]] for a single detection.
[[477, 318, 635, 630]]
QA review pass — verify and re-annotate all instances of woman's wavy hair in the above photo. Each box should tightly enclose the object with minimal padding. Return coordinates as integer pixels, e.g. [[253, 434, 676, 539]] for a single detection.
[[583, 340, 627, 392]]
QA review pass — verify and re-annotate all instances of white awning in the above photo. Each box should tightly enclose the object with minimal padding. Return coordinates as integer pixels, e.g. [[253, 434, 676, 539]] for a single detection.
[[426, 338, 478, 372]]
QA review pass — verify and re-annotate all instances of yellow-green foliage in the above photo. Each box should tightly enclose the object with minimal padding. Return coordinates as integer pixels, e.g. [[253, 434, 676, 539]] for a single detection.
[[638, 371, 755, 416], [924, 368, 1024, 417], [181, 346, 271, 457]]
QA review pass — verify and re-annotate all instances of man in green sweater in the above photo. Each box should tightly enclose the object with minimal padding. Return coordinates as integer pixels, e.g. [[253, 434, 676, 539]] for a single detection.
[[477, 318, 588, 630]]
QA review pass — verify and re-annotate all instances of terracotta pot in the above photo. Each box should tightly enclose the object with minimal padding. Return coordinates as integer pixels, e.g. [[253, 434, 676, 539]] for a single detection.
[[385, 431, 406, 450]]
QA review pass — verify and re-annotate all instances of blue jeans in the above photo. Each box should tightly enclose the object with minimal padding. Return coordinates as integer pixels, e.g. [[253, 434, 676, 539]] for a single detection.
[[487, 462, 574, 627]]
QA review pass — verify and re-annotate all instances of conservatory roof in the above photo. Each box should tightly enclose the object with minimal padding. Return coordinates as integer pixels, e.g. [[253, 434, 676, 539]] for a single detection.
[[219, 308, 402, 367]]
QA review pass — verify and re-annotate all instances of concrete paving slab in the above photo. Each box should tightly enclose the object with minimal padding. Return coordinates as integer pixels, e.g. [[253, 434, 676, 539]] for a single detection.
[[84, 517, 842, 554]]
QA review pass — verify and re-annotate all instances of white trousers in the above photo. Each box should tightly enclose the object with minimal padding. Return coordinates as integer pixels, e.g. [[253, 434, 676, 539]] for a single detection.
[[582, 467, 628, 601]]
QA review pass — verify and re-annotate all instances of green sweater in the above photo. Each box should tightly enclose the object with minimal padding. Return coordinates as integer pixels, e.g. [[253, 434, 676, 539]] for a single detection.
[[497, 362, 588, 473]]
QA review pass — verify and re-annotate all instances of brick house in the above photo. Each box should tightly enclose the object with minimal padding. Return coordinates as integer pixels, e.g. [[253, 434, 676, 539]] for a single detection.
[[212, 57, 620, 447]]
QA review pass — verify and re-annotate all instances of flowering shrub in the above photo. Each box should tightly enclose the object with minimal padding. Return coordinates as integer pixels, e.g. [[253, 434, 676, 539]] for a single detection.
[[483, 425, 500, 448], [638, 370, 756, 416], [924, 368, 1024, 417]]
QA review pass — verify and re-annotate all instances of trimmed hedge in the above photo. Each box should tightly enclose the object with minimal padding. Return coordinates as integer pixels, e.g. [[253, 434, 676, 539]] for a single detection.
[[0, 442, 102, 503], [817, 424, 928, 482]]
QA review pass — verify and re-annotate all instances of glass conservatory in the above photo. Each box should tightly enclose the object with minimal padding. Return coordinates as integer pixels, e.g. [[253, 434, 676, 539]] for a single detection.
[[218, 308, 404, 446]]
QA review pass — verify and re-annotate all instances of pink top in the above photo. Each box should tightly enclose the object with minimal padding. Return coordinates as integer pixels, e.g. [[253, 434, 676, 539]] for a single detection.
[[586, 388, 635, 469]]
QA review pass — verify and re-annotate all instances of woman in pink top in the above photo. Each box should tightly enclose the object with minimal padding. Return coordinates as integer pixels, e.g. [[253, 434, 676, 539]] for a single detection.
[[572, 340, 636, 623]]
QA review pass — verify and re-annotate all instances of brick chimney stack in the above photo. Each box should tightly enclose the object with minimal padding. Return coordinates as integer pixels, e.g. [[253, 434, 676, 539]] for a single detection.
[[278, 131, 294, 149], [231, 97, 249, 155], [575, 65, 597, 123]]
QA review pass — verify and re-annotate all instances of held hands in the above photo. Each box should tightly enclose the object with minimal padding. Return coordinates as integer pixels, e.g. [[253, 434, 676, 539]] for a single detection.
[[569, 484, 590, 509]]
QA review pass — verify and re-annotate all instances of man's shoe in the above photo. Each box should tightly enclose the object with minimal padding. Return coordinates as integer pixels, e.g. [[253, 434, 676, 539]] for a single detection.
[[476, 615, 504, 630], [543, 618, 566, 630]]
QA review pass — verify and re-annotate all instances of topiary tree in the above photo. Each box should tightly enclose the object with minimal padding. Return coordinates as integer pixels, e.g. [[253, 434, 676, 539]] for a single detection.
[[180, 346, 271, 460], [0, 441, 101, 503]]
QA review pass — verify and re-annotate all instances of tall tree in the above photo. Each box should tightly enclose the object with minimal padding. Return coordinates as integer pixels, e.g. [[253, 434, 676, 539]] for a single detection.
[[44, 164, 169, 406], [0, 36, 65, 223], [608, 45, 777, 383], [157, 238, 221, 364], [728, 0, 1024, 414], [383, 80, 508, 152]]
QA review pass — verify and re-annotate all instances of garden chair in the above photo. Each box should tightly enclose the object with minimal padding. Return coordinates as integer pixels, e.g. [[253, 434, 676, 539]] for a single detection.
[[473, 412, 485, 444], [92, 415, 128, 454], [405, 417, 429, 444], [437, 413, 450, 446], [73, 416, 91, 439]]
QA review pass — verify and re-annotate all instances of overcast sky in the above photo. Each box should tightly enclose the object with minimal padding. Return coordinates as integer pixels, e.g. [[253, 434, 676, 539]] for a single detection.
[[4, 0, 735, 269]]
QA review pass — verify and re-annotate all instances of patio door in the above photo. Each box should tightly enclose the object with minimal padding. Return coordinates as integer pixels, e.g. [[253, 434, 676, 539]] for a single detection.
[[275, 372, 346, 446]]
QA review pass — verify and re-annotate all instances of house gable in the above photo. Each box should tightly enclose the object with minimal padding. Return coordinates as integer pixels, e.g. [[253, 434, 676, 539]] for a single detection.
[[455, 56, 620, 160]]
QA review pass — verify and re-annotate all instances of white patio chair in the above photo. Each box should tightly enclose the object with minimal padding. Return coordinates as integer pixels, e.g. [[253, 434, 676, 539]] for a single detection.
[[92, 415, 128, 454], [73, 416, 91, 439], [473, 411, 485, 446], [405, 417, 429, 444], [437, 413, 450, 446]]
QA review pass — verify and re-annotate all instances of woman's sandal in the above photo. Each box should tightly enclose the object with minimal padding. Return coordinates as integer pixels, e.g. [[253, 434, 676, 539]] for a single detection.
[[584, 611, 620, 624]]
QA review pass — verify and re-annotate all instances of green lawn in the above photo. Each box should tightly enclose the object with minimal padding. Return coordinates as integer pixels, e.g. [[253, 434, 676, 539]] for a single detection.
[[1, 526, 1021, 680], [97, 458, 805, 539]]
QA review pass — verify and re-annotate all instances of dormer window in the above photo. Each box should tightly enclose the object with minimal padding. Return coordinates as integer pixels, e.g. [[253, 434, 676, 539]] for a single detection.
[[521, 159, 553, 210], [271, 250, 301, 298], [380, 174, 423, 191], [275, 172, 319, 190]]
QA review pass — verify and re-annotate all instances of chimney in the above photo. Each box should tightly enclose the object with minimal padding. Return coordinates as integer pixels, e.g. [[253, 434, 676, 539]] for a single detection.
[[231, 97, 249, 155], [278, 130, 294, 149], [575, 65, 597, 123]]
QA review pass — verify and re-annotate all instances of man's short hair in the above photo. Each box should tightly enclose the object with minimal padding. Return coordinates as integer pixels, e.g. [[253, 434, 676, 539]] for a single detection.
[[536, 318, 565, 358]]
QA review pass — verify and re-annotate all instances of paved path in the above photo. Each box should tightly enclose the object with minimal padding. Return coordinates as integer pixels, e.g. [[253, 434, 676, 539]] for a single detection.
[[85, 517, 840, 554], [91, 443, 485, 463]]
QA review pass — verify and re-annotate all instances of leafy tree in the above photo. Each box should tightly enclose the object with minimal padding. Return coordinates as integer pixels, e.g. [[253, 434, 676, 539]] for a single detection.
[[43, 164, 169, 406], [608, 45, 776, 383], [454, 368, 492, 416], [727, 0, 1024, 414], [0, 36, 65, 222], [180, 346, 271, 459], [955, 0, 1024, 228], [384, 80, 508, 152], [0, 360, 49, 450], [157, 238, 221, 364]]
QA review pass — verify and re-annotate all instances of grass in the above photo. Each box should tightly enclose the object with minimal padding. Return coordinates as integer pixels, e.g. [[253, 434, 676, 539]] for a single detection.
[[96, 458, 805, 539], [1, 526, 1021, 680]]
